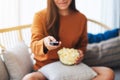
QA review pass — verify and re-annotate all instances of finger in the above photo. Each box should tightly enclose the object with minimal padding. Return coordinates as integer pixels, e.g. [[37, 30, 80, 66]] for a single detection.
[[75, 60, 81, 65], [58, 41, 62, 45], [48, 36, 56, 42], [75, 58, 82, 64], [75, 54, 84, 64], [49, 45, 60, 50], [78, 50, 84, 58], [44, 37, 51, 46], [57, 41, 62, 47], [78, 50, 83, 54]]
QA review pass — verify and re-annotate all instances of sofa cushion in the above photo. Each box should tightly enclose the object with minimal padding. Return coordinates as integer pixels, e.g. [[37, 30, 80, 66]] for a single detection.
[[0, 56, 9, 80], [39, 61, 97, 80], [2, 41, 33, 80], [83, 36, 120, 67], [88, 28, 119, 43]]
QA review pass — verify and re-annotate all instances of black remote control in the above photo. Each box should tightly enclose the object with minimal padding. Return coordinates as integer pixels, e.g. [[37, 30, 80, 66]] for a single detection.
[[50, 41, 59, 46]]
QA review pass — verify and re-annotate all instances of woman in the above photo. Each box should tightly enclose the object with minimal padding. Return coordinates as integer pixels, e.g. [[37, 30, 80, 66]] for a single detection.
[[22, 0, 114, 80]]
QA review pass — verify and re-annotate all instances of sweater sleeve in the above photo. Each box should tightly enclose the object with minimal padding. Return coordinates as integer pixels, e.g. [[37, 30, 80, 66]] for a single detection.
[[75, 18, 88, 54], [31, 12, 47, 57]]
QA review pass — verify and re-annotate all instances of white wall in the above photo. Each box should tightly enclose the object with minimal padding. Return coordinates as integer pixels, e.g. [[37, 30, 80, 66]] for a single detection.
[[20, 0, 103, 26], [0, 0, 19, 28], [0, 0, 47, 28], [76, 0, 102, 21], [0, 0, 118, 30], [20, 0, 47, 25]]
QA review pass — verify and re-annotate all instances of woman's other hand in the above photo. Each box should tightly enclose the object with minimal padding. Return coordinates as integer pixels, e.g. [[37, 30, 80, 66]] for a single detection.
[[75, 50, 84, 64], [43, 36, 61, 51]]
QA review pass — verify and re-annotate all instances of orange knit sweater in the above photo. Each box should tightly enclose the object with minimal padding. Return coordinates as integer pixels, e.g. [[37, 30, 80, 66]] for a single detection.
[[31, 9, 88, 70]]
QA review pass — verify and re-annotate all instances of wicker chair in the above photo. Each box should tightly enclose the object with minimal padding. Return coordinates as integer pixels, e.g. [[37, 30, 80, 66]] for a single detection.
[[0, 18, 113, 49], [0, 19, 120, 80]]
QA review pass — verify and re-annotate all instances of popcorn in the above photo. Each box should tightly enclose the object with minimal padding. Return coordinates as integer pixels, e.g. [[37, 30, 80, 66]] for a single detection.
[[57, 47, 79, 65]]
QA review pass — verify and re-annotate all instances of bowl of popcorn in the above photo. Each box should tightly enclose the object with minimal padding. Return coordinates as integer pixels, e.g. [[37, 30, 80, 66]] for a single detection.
[[57, 47, 80, 65]]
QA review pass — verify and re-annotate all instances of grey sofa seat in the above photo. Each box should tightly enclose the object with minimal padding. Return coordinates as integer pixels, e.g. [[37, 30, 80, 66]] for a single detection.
[[113, 67, 120, 80], [0, 41, 120, 80]]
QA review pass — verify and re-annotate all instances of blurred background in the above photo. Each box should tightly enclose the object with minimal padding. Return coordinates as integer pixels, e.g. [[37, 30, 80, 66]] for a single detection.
[[0, 0, 119, 29], [0, 1, 120, 80], [0, 0, 120, 48]]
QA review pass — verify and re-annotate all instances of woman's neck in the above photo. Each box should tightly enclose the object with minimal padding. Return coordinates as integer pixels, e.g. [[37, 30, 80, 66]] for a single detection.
[[59, 9, 71, 16]]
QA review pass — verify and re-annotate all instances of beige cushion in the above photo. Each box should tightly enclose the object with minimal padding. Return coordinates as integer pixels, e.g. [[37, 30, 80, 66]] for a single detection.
[[0, 56, 9, 80], [39, 61, 97, 80], [2, 42, 33, 80]]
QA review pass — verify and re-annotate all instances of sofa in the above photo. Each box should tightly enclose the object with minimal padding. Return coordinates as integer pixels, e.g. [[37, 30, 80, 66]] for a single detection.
[[0, 36, 120, 80]]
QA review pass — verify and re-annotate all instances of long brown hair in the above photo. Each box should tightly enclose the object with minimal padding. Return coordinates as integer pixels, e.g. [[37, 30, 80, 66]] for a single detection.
[[47, 0, 77, 40]]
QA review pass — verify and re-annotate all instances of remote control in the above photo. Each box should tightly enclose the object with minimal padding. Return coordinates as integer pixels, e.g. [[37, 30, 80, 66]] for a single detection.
[[50, 41, 59, 46]]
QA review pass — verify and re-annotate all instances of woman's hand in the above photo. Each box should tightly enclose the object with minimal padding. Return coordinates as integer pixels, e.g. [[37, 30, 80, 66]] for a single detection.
[[43, 36, 61, 51], [75, 50, 84, 64]]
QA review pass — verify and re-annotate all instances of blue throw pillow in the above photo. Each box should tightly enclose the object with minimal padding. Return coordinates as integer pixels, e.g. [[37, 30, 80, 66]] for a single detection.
[[88, 28, 119, 44]]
